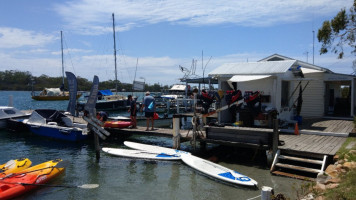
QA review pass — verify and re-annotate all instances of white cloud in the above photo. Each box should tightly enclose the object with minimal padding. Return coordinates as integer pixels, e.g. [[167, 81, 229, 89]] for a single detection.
[[0, 48, 354, 86], [0, 27, 56, 48], [54, 0, 353, 35]]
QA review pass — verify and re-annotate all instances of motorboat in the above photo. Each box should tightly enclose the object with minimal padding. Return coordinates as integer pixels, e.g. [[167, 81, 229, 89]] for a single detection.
[[0, 106, 30, 129], [23, 109, 88, 141]]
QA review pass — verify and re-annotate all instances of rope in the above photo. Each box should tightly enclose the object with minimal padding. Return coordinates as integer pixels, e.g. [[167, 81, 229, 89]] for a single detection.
[[246, 194, 261, 200]]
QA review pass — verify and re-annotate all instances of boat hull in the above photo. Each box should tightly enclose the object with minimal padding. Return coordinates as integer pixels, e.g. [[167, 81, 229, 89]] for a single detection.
[[27, 124, 88, 142], [104, 121, 132, 128], [77, 99, 127, 111], [31, 94, 81, 101]]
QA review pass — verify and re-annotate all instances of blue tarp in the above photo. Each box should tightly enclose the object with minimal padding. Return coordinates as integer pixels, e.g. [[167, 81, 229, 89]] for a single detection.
[[98, 90, 113, 96]]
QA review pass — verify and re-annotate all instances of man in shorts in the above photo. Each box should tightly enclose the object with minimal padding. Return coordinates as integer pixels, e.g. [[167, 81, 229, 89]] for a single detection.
[[141, 91, 155, 131]]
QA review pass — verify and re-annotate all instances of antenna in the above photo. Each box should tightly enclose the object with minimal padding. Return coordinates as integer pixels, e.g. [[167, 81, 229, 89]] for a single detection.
[[312, 30, 315, 64], [112, 13, 118, 94], [304, 51, 309, 63], [132, 58, 138, 94]]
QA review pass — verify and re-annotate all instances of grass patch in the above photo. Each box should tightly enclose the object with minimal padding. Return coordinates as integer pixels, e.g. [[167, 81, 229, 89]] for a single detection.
[[324, 168, 356, 200], [336, 137, 356, 161]]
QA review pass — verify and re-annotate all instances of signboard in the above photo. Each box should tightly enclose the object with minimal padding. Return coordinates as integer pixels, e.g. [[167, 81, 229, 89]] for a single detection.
[[133, 80, 145, 91]]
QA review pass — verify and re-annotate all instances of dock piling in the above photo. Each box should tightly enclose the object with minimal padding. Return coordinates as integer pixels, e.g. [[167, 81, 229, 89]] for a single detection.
[[272, 119, 279, 158], [172, 115, 181, 149]]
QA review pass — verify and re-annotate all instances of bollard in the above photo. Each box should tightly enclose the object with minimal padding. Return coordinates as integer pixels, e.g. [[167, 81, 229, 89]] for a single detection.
[[261, 186, 273, 200]]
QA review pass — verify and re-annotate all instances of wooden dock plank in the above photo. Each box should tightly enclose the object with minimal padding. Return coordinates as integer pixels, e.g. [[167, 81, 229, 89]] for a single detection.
[[279, 134, 345, 156], [315, 136, 339, 154], [281, 135, 308, 150], [311, 136, 340, 155], [306, 136, 331, 153], [293, 135, 322, 151], [329, 137, 347, 155], [321, 137, 346, 155], [303, 135, 330, 152], [286, 135, 311, 151]]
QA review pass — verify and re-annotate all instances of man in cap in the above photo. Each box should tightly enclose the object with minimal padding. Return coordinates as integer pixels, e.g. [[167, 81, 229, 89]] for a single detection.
[[141, 91, 155, 131]]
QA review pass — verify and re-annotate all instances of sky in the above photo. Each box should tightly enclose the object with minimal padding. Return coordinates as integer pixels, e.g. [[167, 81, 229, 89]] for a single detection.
[[0, 0, 355, 86]]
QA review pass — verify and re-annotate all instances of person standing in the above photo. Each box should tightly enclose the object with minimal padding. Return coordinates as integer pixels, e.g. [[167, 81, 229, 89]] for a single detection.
[[128, 95, 137, 128], [141, 91, 155, 131]]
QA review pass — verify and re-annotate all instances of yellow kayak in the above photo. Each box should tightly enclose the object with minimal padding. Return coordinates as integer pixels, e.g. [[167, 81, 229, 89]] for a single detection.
[[0, 159, 66, 200], [0, 158, 32, 177]]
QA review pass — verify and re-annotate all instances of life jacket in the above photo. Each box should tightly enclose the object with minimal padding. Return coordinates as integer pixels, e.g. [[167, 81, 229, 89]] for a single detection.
[[225, 90, 242, 105]]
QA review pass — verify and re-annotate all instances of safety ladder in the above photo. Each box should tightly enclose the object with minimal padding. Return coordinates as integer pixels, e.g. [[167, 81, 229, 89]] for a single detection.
[[270, 150, 328, 180]]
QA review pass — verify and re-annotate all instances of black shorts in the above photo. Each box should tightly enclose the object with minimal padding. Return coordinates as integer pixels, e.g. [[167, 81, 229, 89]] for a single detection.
[[145, 112, 154, 118], [130, 110, 137, 117]]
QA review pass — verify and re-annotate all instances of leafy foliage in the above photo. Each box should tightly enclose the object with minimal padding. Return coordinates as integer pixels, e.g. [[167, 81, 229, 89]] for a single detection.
[[0, 70, 169, 92], [317, 0, 356, 60]]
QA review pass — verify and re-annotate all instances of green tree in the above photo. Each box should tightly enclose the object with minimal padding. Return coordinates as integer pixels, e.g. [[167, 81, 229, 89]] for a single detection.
[[317, 1, 356, 63]]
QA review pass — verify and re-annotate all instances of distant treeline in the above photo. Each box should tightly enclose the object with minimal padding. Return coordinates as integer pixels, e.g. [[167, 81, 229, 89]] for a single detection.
[[0, 70, 170, 92]]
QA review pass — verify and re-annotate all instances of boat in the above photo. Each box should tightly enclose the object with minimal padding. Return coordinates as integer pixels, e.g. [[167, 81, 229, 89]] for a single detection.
[[0, 159, 65, 200], [23, 109, 88, 142], [161, 84, 187, 99], [103, 121, 132, 129], [0, 106, 30, 129], [124, 141, 190, 155], [32, 88, 81, 101], [102, 147, 181, 160], [180, 153, 258, 187], [31, 31, 81, 101], [108, 113, 172, 128], [76, 90, 127, 111], [0, 158, 32, 177]]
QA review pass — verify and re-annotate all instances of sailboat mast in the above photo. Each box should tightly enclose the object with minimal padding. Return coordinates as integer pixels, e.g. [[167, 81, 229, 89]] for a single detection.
[[61, 31, 64, 85], [112, 13, 118, 94]]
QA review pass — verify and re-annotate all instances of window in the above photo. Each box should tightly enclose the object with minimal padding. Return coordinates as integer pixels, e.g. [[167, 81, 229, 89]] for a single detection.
[[281, 81, 290, 107]]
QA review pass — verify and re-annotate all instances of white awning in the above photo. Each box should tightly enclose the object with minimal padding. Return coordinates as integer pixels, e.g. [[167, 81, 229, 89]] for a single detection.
[[227, 75, 272, 89]]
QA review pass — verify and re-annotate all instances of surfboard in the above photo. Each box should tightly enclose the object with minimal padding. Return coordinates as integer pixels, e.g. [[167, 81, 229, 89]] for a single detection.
[[102, 147, 181, 160], [180, 153, 258, 187], [124, 141, 190, 156]]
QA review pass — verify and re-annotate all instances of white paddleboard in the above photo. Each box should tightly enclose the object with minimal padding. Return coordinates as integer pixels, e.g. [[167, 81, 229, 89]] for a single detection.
[[124, 141, 190, 156], [180, 153, 258, 187], [102, 147, 181, 160]]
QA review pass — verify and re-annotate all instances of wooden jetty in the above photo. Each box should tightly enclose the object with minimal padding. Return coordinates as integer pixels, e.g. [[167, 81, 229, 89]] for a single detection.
[[75, 112, 353, 180], [102, 116, 353, 180]]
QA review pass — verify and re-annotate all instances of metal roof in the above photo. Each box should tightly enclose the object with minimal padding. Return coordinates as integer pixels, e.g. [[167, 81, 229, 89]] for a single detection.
[[259, 53, 332, 73], [180, 77, 219, 84], [208, 60, 296, 77]]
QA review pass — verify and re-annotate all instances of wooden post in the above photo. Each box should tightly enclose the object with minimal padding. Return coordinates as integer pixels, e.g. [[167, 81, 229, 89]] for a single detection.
[[94, 128, 100, 160], [172, 115, 181, 149], [272, 119, 279, 159]]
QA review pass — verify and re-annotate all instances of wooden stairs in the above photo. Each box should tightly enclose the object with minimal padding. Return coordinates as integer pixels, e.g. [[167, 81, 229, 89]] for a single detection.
[[270, 150, 328, 181]]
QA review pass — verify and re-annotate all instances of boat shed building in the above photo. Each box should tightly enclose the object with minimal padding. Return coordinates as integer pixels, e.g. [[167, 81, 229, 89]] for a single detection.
[[208, 54, 356, 124]]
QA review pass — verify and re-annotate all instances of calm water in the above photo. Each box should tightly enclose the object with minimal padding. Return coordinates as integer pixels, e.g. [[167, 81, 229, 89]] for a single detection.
[[0, 91, 305, 200]]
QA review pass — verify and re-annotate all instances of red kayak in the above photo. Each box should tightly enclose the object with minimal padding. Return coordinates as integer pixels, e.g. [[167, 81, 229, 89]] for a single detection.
[[104, 121, 132, 128], [0, 159, 65, 200]]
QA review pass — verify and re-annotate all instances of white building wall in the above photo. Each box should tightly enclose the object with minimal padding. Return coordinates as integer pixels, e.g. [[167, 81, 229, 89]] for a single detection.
[[292, 72, 325, 117], [235, 77, 276, 108]]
